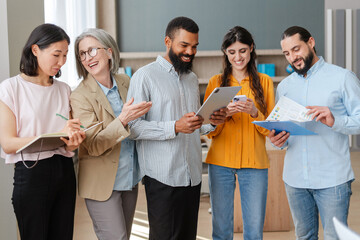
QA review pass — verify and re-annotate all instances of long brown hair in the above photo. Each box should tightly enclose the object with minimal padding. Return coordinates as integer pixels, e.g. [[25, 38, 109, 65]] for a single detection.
[[220, 26, 267, 115]]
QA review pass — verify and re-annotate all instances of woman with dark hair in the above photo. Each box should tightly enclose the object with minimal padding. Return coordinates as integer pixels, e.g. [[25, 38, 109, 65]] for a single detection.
[[0, 23, 85, 240], [70, 28, 151, 240], [204, 26, 275, 240]]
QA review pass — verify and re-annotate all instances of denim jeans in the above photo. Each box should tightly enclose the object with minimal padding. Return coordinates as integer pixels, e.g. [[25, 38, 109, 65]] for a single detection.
[[285, 181, 353, 240], [209, 164, 268, 240]]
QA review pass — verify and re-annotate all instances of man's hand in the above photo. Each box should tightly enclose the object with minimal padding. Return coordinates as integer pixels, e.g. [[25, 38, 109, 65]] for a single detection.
[[268, 130, 290, 148], [209, 107, 227, 125], [175, 112, 204, 134], [306, 106, 334, 127]]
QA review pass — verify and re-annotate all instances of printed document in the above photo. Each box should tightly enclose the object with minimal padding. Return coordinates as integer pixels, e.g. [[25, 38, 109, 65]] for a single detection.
[[252, 96, 317, 135], [267, 96, 312, 122]]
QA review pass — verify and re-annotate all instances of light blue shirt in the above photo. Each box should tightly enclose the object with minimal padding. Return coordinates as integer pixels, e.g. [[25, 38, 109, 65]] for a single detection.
[[276, 57, 360, 189], [97, 78, 141, 191], [127, 56, 214, 187]]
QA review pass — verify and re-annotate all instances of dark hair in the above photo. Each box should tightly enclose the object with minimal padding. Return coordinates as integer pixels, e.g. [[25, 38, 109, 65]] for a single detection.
[[20, 23, 70, 78], [281, 26, 316, 53], [165, 16, 199, 39], [221, 26, 267, 115]]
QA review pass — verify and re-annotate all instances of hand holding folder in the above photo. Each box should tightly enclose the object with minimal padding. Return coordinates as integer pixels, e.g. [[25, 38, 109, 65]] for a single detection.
[[252, 96, 317, 136]]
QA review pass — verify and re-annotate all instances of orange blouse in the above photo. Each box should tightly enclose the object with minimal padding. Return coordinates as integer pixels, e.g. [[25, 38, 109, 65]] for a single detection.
[[204, 73, 275, 169]]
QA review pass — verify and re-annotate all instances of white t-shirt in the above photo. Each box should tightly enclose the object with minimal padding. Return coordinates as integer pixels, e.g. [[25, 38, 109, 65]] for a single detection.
[[0, 74, 74, 164]]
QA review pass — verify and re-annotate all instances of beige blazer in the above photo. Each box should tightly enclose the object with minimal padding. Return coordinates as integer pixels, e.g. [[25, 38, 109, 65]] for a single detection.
[[70, 74, 131, 201]]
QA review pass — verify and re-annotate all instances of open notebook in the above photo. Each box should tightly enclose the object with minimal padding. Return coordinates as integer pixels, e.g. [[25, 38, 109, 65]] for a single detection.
[[16, 132, 68, 154], [16, 121, 103, 154]]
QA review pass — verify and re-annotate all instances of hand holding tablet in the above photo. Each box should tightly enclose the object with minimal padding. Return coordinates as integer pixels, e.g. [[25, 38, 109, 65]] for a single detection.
[[196, 86, 242, 124]]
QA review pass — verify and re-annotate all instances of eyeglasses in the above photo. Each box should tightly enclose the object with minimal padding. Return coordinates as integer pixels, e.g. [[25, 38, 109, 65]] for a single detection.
[[79, 47, 107, 61]]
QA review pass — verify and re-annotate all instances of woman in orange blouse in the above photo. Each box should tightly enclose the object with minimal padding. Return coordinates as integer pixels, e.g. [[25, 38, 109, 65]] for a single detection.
[[205, 26, 275, 240]]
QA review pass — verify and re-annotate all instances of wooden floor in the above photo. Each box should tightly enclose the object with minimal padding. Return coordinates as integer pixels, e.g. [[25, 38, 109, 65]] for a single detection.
[[73, 151, 360, 240]]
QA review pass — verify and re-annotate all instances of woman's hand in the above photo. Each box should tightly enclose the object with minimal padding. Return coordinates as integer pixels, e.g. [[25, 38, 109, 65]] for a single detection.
[[118, 97, 152, 127], [226, 98, 258, 118], [226, 101, 239, 117], [61, 130, 86, 152], [61, 118, 83, 134], [60, 118, 86, 151]]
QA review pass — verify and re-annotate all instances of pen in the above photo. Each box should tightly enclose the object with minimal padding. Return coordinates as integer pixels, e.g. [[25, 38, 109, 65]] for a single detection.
[[56, 113, 85, 129], [84, 121, 104, 132]]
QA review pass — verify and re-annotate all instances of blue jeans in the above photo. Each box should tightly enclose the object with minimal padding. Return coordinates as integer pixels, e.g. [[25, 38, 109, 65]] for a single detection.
[[285, 181, 353, 240], [209, 164, 268, 240]]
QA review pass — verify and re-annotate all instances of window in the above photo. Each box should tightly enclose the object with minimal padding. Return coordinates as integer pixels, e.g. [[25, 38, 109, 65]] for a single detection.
[[44, 0, 96, 89]]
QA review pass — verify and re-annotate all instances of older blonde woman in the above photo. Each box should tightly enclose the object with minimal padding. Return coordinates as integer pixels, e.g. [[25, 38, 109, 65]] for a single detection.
[[71, 28, 151, 240]]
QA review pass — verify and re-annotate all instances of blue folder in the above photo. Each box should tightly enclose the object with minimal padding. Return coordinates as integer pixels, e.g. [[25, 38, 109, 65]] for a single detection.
[[252, 120, 317, 135]]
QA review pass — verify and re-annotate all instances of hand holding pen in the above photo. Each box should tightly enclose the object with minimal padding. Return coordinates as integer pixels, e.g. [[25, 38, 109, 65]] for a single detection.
[[56, 113, 86, 151], [56, 113, 85, 129], [57, 113, 104, 133], [56, 113, 85, 134]]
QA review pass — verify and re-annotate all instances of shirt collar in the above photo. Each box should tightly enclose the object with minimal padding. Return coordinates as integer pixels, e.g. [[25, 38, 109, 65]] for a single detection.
[[96, 75, 118, 96], [156, 55, 176, 73], [229, 74, 249, 85], [299, 56, 325, 79]]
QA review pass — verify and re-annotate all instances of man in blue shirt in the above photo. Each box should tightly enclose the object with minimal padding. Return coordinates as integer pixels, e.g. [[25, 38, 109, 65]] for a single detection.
[[269, 26, 360, 240]]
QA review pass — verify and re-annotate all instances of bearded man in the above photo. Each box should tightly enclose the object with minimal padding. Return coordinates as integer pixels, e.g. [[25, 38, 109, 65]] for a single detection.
[[269, 26, 360, 240], [126, 16, 227, 240]]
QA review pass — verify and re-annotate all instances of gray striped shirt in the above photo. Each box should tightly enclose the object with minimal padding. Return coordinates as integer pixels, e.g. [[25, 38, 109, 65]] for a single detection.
[[127, 56, 214, 187]]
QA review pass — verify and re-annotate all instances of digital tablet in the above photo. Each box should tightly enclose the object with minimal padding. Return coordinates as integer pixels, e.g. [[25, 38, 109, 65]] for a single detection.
[[196, 86, 241, 124]]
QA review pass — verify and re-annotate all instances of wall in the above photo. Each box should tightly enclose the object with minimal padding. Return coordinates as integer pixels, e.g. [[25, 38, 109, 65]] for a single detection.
[[325, 0, 360, 9], [97, 0, 117, 39], [7, 0, 44, 76], [324, 0, 360, 150], [0, 0, 44, 239], [117, 0, 325, 55], [0, 0, 10, 81], [0, 0, 15, 239]]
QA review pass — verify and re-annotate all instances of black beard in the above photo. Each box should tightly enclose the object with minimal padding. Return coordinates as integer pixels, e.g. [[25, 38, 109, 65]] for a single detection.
[[291, 50, 314, 76], [168, 47, 194, 74]]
